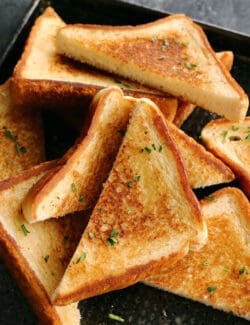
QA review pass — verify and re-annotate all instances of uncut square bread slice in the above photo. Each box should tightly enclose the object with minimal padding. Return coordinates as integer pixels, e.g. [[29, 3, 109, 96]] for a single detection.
[[144, 187, 250, 321], [0, 161, 88, 324], [56, 14, 248, 121], [51, 94, 207, 305]]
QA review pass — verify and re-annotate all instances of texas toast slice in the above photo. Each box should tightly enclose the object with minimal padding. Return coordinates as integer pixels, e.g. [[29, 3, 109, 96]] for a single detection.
[[51, 94, 207, 305], [201, 117, 250, 197], [0, 80, 45, 180], [56, 14, 248, 121], [0, 161, 88, 324], [11, 7, 177, 121], [145, 187, 250, 321]]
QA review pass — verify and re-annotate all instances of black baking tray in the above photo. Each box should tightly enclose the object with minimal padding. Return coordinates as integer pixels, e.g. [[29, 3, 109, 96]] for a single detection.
[[0, 0, 249, 324]]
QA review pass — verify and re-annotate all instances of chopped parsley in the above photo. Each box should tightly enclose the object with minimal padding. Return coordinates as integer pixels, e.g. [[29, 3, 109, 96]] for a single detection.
[[126, 181, 133, 187], [98, 207, 103, 213], [220, 130, 228, 140], [152, 143, 156, 150], [134, 175, 140, 182], [127, 208, 132, 214], [15, 143, 27, 155], [107, 229, 119, 246], [108, 313, 125, 322], [21, 224, 30, 236], [114, 79, 122, 84], [223, 267, 230, 273], [151, 36, 157, 43], [78, 195, 85, 202], [245, 134, 250, 140], [231, 125, 239, 131], [204, 195, 215, 201], [162, 39, 169, 46], [144, 146, 151, 154], [239, 267, 246, 275], [3, 126, 17, 141], [71, 183, 77, 193], [159, 145, 163, 152], [202, 261, 209, 266], [88, 232, 95, 239], [207, 285, 217, 293], [186, 62, 197, 69], [76, 252, 87, 264], [44, 255, 50, 263]]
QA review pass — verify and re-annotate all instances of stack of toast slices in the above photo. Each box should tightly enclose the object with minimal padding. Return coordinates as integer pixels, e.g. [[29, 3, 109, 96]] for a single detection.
[[0, 5, 249, 325]]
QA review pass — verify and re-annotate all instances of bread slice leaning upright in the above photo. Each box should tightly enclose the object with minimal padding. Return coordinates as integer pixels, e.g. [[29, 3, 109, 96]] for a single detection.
[[56, 14, 248, 121], [145, 187, 250, 321], [0, 161, 87, 324], [201, 117, 250, 197], [51, 95, 207, 305]]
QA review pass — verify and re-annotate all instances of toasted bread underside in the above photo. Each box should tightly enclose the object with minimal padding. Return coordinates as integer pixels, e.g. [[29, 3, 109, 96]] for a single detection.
[[167, 121, 235, 188], [201, 117, 250, 197], [145, 187, 250, 321], [11, 7, 177, 122], [56, 15, 248, 121], [0, 161, 87, 324], [0, 80, 45, 180], [52, 94, 206, 305], [173, 51, 234, 127]]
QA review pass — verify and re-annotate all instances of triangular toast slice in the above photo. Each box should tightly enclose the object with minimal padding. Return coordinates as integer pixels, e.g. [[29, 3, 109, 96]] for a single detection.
[[173, 51, 234, 127], [201, 117, 250, 197], [56, 15, 248, 121], [0, 80, 45, 179], [0, 161, 86, 324], [144, 187, 250, 321], [167, 121, 235, 188], [51, 94, 207, 305], [11, 7, 177, 121], [23, 87, 234, 223]]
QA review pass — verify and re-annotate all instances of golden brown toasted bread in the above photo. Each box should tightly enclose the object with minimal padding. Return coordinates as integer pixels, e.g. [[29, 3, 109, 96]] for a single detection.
[[0, 80, 45, 179], [201, 117, 250, 197], [173, 51, 234, 127], [51, 93, 207, 305], [166, 121, 235, 188], [145, 187, 250, 321], [23, 87, 234, 224], [56, 15, 248, 121], [11, 7, 177, 122], [0, 161, 86, 324]]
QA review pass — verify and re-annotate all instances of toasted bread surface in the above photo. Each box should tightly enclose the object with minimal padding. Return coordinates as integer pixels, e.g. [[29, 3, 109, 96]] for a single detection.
[[0, 161, 85, 324], [0, 80, 45, 180], [56, 15, 248, 121], [167, 121, 235, 188], [11, 7, 177, 120], [51, 94, 206, 305], [201, 117, 250, 197], [145, 187, 250, 320], [173, 51, 234, 127]]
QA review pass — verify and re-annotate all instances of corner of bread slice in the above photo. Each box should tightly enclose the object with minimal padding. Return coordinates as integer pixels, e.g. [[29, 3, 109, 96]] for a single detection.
[[144, 186, 250, 321], [0, 161, 82, 324], [55, 14, 248, 121], [51, 93, 207, 305], [22, 87, 137, 223], [166, 121, 235, 188], [201, 117, 250, 197]]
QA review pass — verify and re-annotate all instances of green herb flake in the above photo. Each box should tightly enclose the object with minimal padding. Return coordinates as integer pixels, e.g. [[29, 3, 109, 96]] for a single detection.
[[159, 145, 163, 152], [76, 252, 87, 264], [107, 229, 119, 246], [71, 183, 77, 193], [15, 143, 27, 155], [6, 159, 11, 166], [152, 143, 156, 150], [134, 175, 140, 182], [162, 39, 169, 46], [151, 36, 157, 43], [186, 62, 197, 69], [44, 255, 50, 263], [204, 195, 215, 201], [207, 285, 217, 293], [108, 313, 125, 322], [127, 208, 132, 214], [223, 267, 230, 273], [144, 146, 151, 154], [220, 130, 228, 140], [21, 224, 30, 236], [114, 79, 122, 84], [88, 232, 95, 239], [126, 181, 133, 187], [3, 126, 17, 141], [117, 129, 125, 136], [239, 267, 246, 275], [110, 230, 119, 238], [98, 207, 103, 213], [78, 195, 84, 202], [245, 134, 250, 140], [231, 125, 239, 131], [202, 261, 209, 266]]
